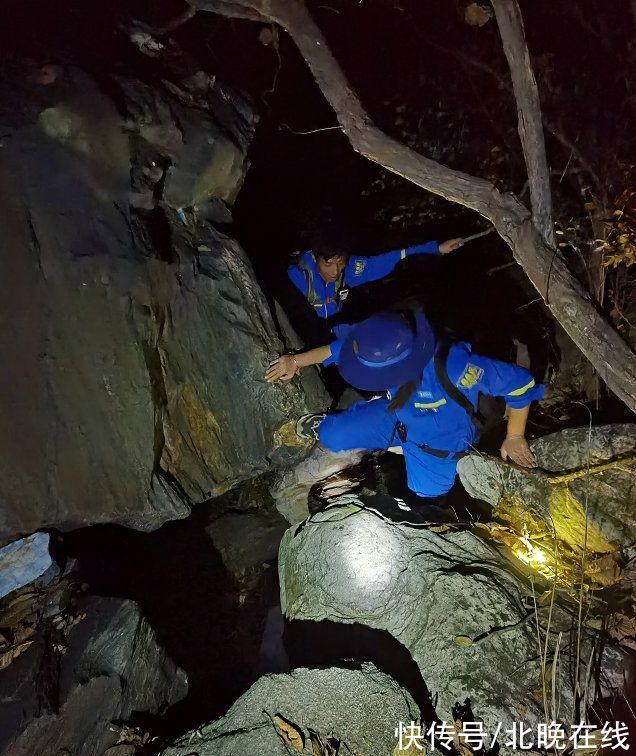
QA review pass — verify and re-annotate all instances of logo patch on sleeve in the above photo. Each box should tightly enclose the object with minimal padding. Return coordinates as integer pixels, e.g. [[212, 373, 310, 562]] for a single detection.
[[354, 260, 366, 276], [458, 364, 484, 389]]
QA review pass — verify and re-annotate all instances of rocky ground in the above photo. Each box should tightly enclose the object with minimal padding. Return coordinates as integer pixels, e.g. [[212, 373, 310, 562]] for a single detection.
[[0, 1, 634, 754]]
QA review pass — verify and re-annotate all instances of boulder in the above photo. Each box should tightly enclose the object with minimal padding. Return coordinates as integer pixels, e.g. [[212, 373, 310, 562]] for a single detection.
[[0, 533, 52, 599], [0, 63, 326, 544], [457, 424, 636, 580], [162, 663, 418, 756], [271, 446, 364, 523], [278, 501, 612, 742], [1, 596, 187, 755], [205, 508, 289, 577]]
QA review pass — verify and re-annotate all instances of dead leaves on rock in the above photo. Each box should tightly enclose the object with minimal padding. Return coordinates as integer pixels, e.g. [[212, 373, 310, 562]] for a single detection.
[[309, 728, 340, 755], [607, 612, 636, 651], [0, 588, 41, 670], [272, 714, 341, 754], [274, 714, 305, 751], [464, 2, 493, 26], [472, 510, 622, 592]]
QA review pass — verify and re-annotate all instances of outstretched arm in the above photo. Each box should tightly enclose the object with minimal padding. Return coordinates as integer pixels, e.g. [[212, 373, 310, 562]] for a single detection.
[[265, 344, 332, 382], [353, 238, 464, 285]]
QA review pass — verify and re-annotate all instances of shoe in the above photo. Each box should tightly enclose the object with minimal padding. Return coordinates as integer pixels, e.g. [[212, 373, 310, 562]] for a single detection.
[[296, 413, 326, 441]]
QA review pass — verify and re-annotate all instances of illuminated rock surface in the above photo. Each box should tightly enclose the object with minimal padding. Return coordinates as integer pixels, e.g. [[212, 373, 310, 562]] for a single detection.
[[0, 533, 52, 599], [457, 424, 636, 581], [271, 445, 364, 523], [278, 502, 619, 744], [162, 663, 417, 756]]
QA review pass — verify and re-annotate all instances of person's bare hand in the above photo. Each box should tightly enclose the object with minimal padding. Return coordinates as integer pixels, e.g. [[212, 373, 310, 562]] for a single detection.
[[266, 355, 298, 382], [439, 238, 464, 255], [500, 435, 536, 467]]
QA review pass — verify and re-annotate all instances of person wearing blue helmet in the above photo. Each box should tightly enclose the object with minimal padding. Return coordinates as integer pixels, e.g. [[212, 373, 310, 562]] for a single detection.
[[266, 310, 544, 503], [288, 236, 464, 326]]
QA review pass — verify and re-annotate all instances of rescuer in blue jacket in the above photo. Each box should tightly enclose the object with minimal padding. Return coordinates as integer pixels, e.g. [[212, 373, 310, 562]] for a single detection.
[[288, 237, 464, 324], [266, 310, 543, 503]]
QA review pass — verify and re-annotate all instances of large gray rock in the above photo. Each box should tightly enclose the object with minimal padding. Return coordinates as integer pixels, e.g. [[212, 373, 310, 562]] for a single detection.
[[162, 663, 418, 756], [279, 502, 604, 742], [2, 596, 187, 755], [457, 424, 636, 558], [206, 508, 290, 577], [271, 446, 364, 523], [0, 64, 326, 544], [0, 533, 52, 599]]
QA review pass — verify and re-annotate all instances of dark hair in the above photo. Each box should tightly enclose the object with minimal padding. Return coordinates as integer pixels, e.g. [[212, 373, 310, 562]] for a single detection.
[[311, 227, 351, 262], [315, 248, 348, 262]]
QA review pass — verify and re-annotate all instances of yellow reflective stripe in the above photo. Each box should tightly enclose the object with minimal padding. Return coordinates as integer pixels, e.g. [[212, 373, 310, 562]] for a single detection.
[[400, 249, 407, 259], [414, 399, 447, 409], [508, 379, 535, 396]]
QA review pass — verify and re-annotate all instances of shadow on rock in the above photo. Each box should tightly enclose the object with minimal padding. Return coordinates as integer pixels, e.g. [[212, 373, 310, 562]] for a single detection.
[[62, 506, 279, 740], [284, 618, 439, 727]]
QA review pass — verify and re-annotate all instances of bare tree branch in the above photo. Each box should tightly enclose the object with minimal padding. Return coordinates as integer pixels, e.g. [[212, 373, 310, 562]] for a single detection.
[[190, 0, 636, 413], [413, 32, 601, 191], [491, 0, 554, 247]]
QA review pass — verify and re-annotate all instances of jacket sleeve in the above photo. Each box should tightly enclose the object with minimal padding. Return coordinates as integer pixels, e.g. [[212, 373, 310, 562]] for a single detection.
[[350, 241, 440, 286], [322, 337, 344, 367], [403, 240, 439, 257], [461, 353, 544, 408], [288, 264, 308, 296]]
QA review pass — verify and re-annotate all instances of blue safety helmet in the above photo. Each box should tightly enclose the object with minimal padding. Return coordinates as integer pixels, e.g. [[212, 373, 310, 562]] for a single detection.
[[337, 311, 435, 391]]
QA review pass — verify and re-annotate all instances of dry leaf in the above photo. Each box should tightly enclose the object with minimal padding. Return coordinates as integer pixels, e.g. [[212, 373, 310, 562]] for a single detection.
[[309, 729, 324, 756], [464, 3, 492, 27], [274, 714, 305, 752], [0, 639, 34, 670], [453, 720, 475, 756], [587, 553, 621, 586], [429, 524, 451, 533], [607, 612, 636, 650], [453, 635, 474, 647]]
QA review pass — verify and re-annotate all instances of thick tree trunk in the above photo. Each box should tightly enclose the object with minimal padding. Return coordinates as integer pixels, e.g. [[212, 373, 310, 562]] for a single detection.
[[491, 0, 554, 247], [190, 0, 636, 413]]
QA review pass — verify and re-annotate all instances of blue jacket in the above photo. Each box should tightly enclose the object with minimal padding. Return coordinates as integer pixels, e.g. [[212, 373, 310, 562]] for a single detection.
[[288, 241, 439, 320], [325, 340, 544, 454]]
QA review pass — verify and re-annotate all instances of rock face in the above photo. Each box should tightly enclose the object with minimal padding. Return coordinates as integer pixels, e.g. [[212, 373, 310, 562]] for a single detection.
[[0, 63, 326, 545], [1, 595, 187, 755], [206, 508, 290, 577], [457, 424, 636, 561], [162, 663, 418, 756], [0, 533, 52, 599], [278, 502, 603, 741], [271, 445, 364, 523]]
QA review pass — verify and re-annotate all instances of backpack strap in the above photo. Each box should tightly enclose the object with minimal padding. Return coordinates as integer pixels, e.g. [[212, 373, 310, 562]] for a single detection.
[[297, 257, 321, 307], [433, 340, 484, 425]]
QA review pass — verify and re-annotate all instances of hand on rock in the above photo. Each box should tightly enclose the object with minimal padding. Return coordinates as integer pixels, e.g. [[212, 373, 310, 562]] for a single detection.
[[266, 355, 298, 382], [500, 435, 536, 468], [439, 238, 464, 254]]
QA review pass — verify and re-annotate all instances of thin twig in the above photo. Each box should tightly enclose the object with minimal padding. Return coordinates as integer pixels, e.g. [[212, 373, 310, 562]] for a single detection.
[[574, 405, 593, 719], [279, 122, 342, 135]]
